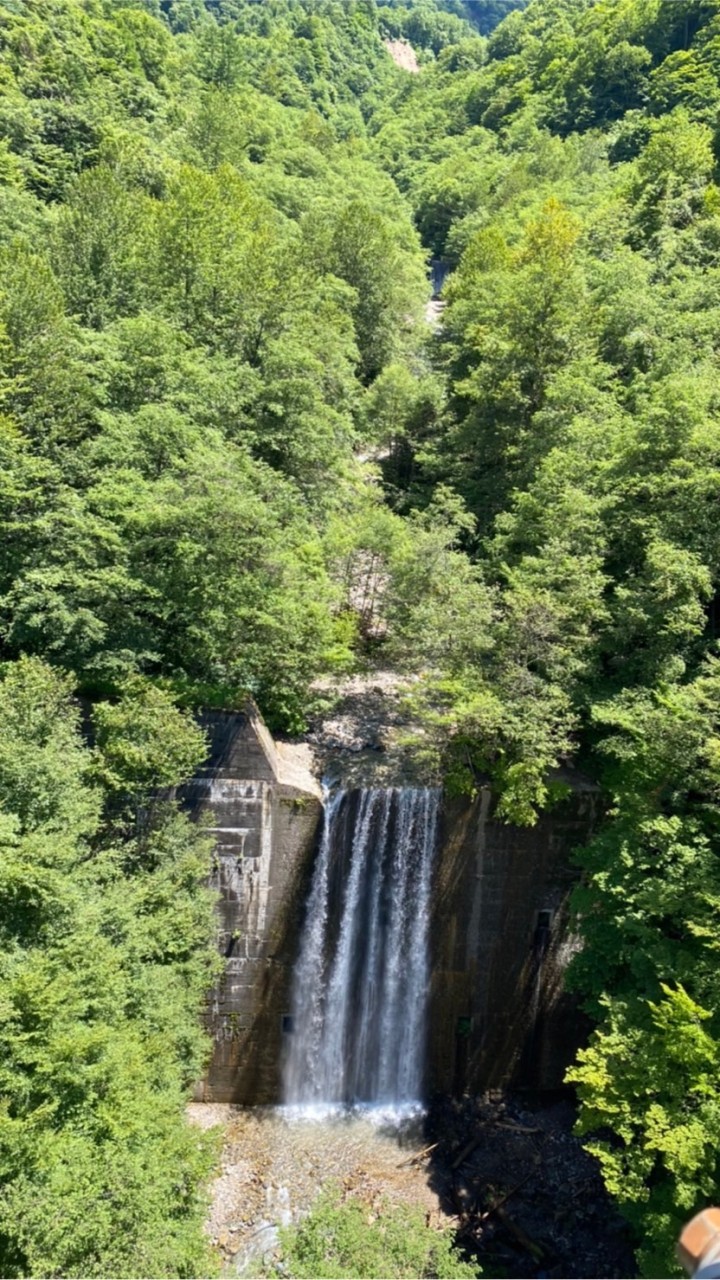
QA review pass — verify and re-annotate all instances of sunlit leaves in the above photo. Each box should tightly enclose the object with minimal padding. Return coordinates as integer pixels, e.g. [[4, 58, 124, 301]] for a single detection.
[[0, 660, 219, 1277]]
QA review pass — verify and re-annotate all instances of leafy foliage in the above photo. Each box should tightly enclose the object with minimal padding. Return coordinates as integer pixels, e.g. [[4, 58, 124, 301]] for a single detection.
[[568, 986, 720, 1278], [0, 659, 220, 1277], [363, 0, 720, 1269], [6, 0, 720, 1271], [275, 1186, 479, 1279]]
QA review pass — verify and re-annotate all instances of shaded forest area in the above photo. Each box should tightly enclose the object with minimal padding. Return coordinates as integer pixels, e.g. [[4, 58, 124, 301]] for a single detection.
[[2, 0, 720, 1274]]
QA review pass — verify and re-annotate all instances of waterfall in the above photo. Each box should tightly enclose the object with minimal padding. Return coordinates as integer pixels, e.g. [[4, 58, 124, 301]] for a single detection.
[[283, 787, 440, 1109]]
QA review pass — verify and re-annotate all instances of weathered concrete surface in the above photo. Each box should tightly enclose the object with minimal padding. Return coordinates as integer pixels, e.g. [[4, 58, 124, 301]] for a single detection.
[[428, 780, 596, 1097], [186, 706, 322, 1103]]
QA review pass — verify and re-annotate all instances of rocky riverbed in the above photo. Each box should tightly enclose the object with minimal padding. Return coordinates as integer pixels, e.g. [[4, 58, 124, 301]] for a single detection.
[[305, 669, 433, 788], [425, 1092, 636, 1278], [190, 1094, 636, 1279], [188, 1104, 442, 1276]]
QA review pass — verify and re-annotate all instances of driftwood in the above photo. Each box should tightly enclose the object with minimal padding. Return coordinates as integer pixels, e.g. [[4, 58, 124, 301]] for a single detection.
[[479, 1170, 535, 1222], [491, 1120, 542, 1134], [495, 1205, 545, 1261], [450, 1116, 541, 1173], [451, 1134, 483, 1170], [396, 1142, 439, 1169]]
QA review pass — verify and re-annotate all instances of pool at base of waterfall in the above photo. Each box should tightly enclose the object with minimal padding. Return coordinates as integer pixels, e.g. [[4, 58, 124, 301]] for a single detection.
[[188, 1102, 440, 1277]]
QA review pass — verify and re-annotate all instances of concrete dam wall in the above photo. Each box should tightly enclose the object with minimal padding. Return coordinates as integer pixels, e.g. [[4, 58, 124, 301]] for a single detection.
[[184, 707, 323, 1103], [189, 708, 595, 1104]]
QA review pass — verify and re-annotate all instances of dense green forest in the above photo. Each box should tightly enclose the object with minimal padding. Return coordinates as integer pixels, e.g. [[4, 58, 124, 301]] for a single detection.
[[2, 0, 720, 1273]]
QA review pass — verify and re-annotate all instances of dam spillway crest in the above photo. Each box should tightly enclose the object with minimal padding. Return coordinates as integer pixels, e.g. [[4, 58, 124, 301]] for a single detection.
[[283, 787, 440, 1109]]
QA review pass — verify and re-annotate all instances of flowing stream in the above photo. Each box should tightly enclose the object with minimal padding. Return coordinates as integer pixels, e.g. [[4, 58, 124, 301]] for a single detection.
[[283, 787, 440, 1110]]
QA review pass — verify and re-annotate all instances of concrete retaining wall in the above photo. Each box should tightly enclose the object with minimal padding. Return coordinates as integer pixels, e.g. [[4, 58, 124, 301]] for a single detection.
[[187, 708, 322, 1103], [429, 784, 595, 1096]]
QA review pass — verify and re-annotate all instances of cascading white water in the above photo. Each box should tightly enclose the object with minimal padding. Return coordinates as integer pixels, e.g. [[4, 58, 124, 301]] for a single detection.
[[283, 787, 439, 1109]]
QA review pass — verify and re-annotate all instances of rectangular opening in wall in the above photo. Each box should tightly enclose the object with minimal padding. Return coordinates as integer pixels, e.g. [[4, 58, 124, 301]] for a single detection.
[[281, 1015, 294, 1035], [537, 910, 553, 929]]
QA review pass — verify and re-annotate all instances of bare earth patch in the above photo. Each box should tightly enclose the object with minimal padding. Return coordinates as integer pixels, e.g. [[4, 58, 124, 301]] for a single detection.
[[384, 39, 419, 73]]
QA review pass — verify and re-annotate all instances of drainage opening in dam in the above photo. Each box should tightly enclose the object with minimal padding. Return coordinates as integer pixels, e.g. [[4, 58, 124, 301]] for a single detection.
[[283, 786, 440, 1111]]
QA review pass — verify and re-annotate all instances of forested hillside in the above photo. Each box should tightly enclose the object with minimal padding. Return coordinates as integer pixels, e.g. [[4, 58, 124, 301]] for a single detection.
[[2, 0, 720, 1274], [371, 0, 720, 1273], [0, 1, 499, 1273]]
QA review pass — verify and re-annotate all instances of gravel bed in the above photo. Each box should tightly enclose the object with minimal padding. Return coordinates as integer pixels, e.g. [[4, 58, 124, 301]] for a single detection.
[[189, 1094, 637, 1278], [188, 1104, 442, 1275]]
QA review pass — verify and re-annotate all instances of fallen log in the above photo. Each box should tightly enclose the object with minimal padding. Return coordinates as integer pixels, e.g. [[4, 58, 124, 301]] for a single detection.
[[479, 1170, 535, 1222], [451, 1134, 483, 1169], [491, 1120, 542, 1134], [495, 1205, 545, 1261]]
